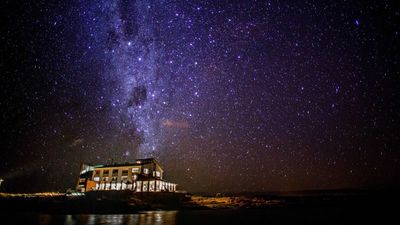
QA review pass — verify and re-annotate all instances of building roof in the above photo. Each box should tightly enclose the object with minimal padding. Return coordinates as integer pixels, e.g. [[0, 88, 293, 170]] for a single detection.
[[89, 158, 164, 170]]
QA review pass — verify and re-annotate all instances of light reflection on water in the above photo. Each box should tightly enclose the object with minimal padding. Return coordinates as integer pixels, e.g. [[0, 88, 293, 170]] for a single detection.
[[37, 211, 177, 225]]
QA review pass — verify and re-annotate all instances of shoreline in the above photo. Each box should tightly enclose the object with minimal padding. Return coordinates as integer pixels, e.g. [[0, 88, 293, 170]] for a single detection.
[[1, 189, 397, 214]]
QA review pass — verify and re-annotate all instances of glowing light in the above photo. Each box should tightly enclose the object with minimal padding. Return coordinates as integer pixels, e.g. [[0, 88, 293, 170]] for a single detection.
[[162, 119, 189, 129]]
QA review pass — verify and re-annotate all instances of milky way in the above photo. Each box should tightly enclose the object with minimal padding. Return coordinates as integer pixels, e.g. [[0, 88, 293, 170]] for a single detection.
[[1, 0, 399, 192], [101, 0, 169, 156]]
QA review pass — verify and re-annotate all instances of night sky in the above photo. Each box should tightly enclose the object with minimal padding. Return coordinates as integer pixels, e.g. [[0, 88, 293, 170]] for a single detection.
[[1, 0, 399, 193]]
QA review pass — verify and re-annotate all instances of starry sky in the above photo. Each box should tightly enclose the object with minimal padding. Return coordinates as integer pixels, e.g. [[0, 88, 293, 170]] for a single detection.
[[1, 0, 399, 193]]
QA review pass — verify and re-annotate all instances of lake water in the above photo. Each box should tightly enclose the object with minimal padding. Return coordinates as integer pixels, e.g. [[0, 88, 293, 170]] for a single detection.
[[2, 206, 393, 225]]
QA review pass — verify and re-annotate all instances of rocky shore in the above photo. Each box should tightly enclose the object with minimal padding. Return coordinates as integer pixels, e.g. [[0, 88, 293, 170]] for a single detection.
[[1, 190, 396, 214]]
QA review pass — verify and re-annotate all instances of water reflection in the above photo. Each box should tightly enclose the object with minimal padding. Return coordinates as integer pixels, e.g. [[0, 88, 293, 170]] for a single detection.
[[54, 211, 177, 225]]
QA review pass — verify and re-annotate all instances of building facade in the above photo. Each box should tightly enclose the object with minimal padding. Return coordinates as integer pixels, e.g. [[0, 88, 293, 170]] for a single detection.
[[76, 158, 177, 193]]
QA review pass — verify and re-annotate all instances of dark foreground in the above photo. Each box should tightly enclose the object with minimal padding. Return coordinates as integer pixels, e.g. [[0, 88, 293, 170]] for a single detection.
[[0, 190, 398, 224]]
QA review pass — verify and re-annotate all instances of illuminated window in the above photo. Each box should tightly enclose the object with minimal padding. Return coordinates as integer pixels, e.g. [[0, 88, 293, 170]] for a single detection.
[[136, 181, 142, 192], [156, 181, 160, 191], [155, 171, 161, 177], [93, 176, 100, 182], [149, 181, 155, 191], [132, 167, 140, 173], [111, 183, 117, 190], [143, 168, 149, 174]]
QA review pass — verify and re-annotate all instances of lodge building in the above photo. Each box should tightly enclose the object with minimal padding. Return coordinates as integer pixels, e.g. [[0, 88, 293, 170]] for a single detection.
[[76, 158, 177, 193]]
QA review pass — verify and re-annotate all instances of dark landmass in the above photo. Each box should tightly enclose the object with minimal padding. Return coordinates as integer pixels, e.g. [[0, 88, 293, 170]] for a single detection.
[[0, 189, 398, 215], [1, 189, 399, 225], [0, 191, 190, 214]]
